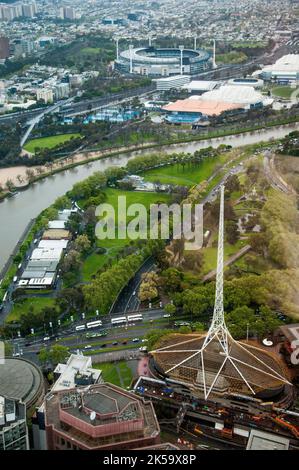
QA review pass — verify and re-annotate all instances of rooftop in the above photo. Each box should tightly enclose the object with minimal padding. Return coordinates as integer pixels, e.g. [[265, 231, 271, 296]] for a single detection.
[[163, 98, 240, 116], [45, 383, 160, 449], [0, 358, 44, 408], [246, 429, 290, 450], [52, 353, 102, 392]]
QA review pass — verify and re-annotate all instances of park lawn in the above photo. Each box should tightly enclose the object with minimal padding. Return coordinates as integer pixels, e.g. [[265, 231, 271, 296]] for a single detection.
[[81, 252, 108, 282], [272, 86, 297, 99], [93, 361, 133, 388], [81, 188, 171, 280], [6, 297, 57, 323], [202, 239, 247, 274], [24, 133, 82, 153], [80, 47, 101, 55], [141, 156, 227, 187]]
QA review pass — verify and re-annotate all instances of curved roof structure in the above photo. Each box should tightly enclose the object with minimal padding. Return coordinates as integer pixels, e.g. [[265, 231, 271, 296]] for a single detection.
[[119, 47, 209, 65], [0, 358, 44, 407], [200, 85, 270, 106], [152, 333, 290, 398]]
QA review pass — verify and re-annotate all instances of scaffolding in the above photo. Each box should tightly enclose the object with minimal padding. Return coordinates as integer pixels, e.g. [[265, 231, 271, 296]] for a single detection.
[[152, 186, 291, 400]]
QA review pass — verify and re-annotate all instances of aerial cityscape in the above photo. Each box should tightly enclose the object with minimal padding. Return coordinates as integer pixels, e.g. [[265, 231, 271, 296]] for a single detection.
[[0, 0, 299, 457]]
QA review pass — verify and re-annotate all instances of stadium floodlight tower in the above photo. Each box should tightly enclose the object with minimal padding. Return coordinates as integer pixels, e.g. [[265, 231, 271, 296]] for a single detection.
[[115, 37, 120, 61], [179, 45, 184, 75], [152, 185, 291, 400], [194, 35, 197, 51], [212, 39, 217, 69], [129, 44, 134, 74]]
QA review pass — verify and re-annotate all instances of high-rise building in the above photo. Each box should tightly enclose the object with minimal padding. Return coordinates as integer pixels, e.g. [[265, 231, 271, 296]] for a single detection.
[[36, 88, 53, 104], [0, 396, 29, 450], [59, 6, 76, 20], [55, 83, 70, 100], [0, 37, 9, 60], [45, 383, 160, 450]]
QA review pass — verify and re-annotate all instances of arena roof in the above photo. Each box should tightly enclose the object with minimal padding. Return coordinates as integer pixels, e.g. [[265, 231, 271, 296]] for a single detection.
[[261, 54, 299, 74], [200, 85, 270, 105], [0, 358, 44, 407], [183, 80, 220, 92], [119, 47, 209, 64], [163, 98, 241, 116]]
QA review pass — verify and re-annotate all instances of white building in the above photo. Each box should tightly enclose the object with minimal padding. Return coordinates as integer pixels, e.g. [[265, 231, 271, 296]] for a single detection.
[[36, 88, 53, 104], [183, 80, 220, 94], [154, 75, 190, 91], [258, 55, 299, 83]]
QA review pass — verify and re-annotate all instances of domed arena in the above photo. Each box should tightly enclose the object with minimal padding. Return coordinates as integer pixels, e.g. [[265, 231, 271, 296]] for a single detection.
[[151, 333, 291, 400]]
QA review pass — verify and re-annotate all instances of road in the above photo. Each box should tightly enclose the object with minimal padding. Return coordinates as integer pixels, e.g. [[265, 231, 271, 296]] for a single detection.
[[110, 257, 157, 314], [263, 150, 295, 195]]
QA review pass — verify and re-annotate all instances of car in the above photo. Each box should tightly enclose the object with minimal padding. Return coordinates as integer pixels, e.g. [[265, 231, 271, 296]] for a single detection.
[[101, 343, 107, 348], [139, 346, 147, 352], [43, 336, 50, 341], [122, 341, 127, 345], [163, 314, 171, 318], [141, 339, 148, 343], [112, 341, 118, 346], [84, 345, 92, 349], [132, 338, 140, 343]]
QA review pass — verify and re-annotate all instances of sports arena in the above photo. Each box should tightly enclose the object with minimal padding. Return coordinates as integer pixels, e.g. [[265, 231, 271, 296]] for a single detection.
[[115, 46, 211, 76]]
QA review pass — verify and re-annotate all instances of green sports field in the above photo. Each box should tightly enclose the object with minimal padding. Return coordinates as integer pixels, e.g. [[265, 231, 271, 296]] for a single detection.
[[24, 133, 81, 153]]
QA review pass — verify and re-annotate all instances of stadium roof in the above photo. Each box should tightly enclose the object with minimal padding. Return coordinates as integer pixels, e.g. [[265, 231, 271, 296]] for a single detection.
[[163, 98, 240, 116], [0, 358, 44, 407], [183, 80, 220, 92], [200, 85, 270, 105], [261, 54, 299, 74]]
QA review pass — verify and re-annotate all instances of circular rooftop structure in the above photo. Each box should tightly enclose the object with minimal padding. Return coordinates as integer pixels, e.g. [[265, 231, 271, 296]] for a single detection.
[[151, 333, 290, 400], [0, 358, 44, 407], [227, 77, 264, 89], [116, 47, 211, 76]]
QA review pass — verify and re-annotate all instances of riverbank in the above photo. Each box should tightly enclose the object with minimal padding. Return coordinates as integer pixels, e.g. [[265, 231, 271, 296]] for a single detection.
[[1, 117, 299, 191]]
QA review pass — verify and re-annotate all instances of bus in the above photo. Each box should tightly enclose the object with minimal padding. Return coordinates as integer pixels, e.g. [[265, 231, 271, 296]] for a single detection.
[[86, 320, 103, 329], [75, 324, 86, 331], [111, 316, 127, 325], [127, 314, 143, 322]]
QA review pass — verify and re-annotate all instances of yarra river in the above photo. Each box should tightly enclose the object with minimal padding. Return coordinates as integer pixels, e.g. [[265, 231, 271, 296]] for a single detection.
[[0, 122, 298, 272]]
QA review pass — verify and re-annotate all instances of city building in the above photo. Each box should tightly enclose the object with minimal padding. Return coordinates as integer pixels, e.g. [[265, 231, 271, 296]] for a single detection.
[[0, 396, 29, 450], [154, 75, 190, 91], [55, 83, 70, 100], [32, 353, 103, 449], [44, 383, 160, 450], [36, 88, 53, 104], [59, 7, 76, 21], [115, 47, 211, 76], [258, 55, 299, 83], [0, 37, 9, 60], [246, 429, 290, 450]]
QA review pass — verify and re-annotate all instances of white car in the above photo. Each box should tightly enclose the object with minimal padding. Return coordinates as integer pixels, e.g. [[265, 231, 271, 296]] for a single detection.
[[84, 345, 92, 349], [163, 314, 171, 318], [141, 339, 148, 343], [132, 338, 140, 343], [43, 336, 50, 341]]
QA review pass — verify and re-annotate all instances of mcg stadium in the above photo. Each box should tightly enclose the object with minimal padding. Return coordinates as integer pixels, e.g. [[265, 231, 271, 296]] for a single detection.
[[115, 46, 211, 76]]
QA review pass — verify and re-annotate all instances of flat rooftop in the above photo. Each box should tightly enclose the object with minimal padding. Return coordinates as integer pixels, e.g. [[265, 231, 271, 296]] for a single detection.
[[246, 429, 290, 450]]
